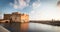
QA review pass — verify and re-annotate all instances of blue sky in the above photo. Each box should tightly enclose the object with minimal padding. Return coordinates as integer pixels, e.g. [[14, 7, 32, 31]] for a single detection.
[[0, 0, 60, 20], [0, 0, 40, 14]]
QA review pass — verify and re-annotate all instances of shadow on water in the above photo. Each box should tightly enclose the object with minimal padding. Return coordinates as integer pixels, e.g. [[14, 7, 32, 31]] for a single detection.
[[0, 22, 29, 32]]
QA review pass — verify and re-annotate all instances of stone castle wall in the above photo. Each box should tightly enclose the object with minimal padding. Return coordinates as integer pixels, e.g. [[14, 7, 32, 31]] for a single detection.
[[3, 12, 29, 23]]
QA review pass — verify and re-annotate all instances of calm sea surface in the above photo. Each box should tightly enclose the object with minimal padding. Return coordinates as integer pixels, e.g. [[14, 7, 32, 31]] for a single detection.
[[0, 22, 60, 32], [29, 23, 60, 32]]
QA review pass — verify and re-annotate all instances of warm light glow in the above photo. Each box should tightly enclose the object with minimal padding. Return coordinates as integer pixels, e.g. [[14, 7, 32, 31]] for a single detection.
[[29, 4, 60, 20]]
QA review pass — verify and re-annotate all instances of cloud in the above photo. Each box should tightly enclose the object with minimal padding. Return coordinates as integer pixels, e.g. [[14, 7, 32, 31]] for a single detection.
[[10, 0, 30, 9], [32, 0, 41, 9], [9, 0, 41, 10], [29, 0, 41, 20], [0, 15, 3, 19], [57, 0, 60, 10], [32, 2, 41, 9], [29, 4, 60, 20], [29, 9, 41, 20], [57, 0, 60, 7]]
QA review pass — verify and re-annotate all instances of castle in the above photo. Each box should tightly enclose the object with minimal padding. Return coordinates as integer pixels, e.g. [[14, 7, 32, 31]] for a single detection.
[[0, 12, 29, 23]]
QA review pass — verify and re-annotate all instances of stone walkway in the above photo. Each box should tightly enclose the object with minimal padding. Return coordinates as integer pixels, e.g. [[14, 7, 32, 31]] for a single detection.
[[0, 25, 10, 32]]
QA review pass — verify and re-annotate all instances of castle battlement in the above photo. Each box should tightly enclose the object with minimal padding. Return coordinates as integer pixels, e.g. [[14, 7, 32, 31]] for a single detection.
[[0, 12, 29, 23]]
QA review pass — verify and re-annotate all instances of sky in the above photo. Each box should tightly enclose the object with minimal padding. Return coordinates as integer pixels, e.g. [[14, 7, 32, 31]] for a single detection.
[[0, 0, 60, 20]]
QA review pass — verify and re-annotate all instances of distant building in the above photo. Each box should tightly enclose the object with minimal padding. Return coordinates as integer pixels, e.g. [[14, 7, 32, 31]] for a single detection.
[[4, 12, 29, 23]]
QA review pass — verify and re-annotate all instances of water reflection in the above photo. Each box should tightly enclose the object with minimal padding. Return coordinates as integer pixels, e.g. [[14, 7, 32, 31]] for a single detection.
[[0, 22, 60, 32], [20, 23, 28, 32], [29, 23, 60, 32], [0, 22, 29, 32], [17, 22, 60, 32]]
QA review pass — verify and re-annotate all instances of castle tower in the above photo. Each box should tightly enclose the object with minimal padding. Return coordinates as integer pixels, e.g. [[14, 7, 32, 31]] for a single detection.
[[4, 12, 29, 23]]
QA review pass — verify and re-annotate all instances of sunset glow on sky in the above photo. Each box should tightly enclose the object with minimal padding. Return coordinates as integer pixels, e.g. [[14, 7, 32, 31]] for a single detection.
[[0, 0, 60, 20]]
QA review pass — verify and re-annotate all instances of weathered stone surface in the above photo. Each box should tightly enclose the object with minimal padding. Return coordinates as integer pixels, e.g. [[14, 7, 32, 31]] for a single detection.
[[0, 25, 10, 32]]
